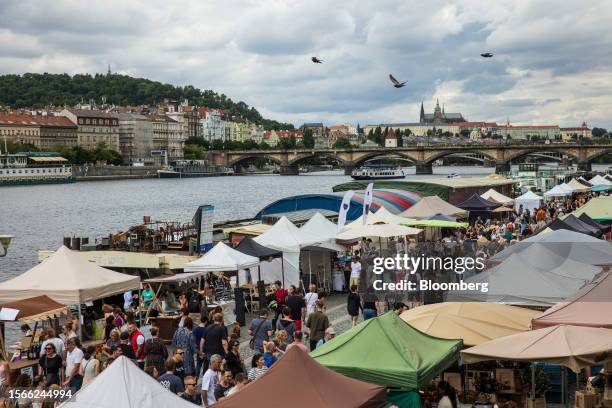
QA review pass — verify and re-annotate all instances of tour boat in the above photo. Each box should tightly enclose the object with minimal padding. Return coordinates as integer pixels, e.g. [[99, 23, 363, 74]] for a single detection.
[[0, 152, 74, 186], [351, 164, 405, 180], [157, 160, 234, 178]]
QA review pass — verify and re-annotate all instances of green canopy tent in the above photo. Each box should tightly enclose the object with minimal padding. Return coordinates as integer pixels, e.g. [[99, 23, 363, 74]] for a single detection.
[[310, 312, 462, 389]]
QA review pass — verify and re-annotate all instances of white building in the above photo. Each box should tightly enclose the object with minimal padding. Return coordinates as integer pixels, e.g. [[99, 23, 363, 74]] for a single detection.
[[199, 109, 224, 142]]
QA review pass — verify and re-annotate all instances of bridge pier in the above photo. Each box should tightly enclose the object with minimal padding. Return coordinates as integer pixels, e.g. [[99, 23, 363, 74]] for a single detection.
[[279, 164, 299, 175], [415, 161, 433, 175], [495, 162, 511, 174], [577, 162, 592, 172], [343, 164, 355, 175]]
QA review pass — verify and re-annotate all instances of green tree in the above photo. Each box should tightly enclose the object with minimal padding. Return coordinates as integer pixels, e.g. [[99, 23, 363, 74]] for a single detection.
[[184, 144, 206, 159], [592, 127, 608, 138], [211, 139, 224, 150], [333, 138, 352, 149], [258, 141, 271, 150], [185, 136, 210, 149], [302, 128, 315, 148]]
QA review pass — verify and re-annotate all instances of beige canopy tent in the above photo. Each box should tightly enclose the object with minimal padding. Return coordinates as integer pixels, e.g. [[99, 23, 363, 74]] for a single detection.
[[481, 189, 514, 205], [0, 246, 141, 305], [336, 223, 422, 240], [400, 302, 541, 346], [566, 178, 591, 193], [461, 325, 612, 373], [399, 196, 467, 219], [345, 207, 409, 228]]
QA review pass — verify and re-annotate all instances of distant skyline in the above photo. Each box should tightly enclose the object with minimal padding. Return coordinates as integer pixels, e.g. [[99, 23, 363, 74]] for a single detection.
[[1, 0, 612, 128]]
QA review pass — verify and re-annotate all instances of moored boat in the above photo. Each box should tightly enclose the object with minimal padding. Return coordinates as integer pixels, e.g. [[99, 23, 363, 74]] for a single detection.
[[157, 160, 234, 178], [0, 152, 74, 186]]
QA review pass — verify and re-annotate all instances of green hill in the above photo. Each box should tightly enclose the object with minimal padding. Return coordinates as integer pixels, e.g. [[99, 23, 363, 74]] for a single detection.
[[0, 73, 294, 130]]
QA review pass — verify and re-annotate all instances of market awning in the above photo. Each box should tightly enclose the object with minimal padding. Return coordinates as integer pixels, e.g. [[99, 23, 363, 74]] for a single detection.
[[311, 312, 462, 389], [461, 325, 612, 372], [399, 196, 467, 219], [566, 196, 612, 222], [0, 246, 141, 305], [184, 242, 259, 273], [38, 250, 197, 270], [143, 272, 206, 285], [336, 223, 422, 240], [0, 295, 68, 323], [234, 236, 282, 260], [480, 188, 514, 205], [401, 219, 468, 228], [400, 302, 541, 346], [28, 156, 68, 162]]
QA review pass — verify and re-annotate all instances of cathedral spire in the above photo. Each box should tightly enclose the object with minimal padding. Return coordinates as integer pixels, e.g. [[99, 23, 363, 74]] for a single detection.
[[420, 101, 425, 123]]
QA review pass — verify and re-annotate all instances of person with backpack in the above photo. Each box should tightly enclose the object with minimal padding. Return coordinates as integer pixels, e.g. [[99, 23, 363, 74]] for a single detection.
[[248, 309, 273, 354], [271, 281, 288, 331], [187, 286, 203, 314], [276, 306, 296, 342]]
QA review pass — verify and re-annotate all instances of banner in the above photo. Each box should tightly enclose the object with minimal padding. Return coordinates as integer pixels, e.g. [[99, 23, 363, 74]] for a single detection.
[[337, 190, 354, 232], [362, 183, 374, 226], [193, 205, 214, 253]]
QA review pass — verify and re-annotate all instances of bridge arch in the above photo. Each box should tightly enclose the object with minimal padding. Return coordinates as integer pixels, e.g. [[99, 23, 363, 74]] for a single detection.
[[586, 147, 612, 163], [352, 151, 418, 167], [288, 152, 347, 165], [504, 148, 580, 164], [423, 149, 497, 164], [228, 154, 283, 167]]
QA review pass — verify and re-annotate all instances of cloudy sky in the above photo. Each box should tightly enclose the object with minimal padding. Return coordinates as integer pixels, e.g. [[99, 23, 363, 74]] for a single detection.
[[1, 0, 612, 128]]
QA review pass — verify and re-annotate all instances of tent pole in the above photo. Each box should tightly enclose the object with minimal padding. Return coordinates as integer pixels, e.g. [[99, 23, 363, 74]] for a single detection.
[[531, 363, 536, 404], [77, 303, 83, 342], [309, 252, 312, 287], [281, 255, 286, 288]]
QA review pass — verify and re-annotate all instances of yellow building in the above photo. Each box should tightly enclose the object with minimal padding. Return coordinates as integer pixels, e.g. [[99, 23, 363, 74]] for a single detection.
[[61, 109, 120, 151]]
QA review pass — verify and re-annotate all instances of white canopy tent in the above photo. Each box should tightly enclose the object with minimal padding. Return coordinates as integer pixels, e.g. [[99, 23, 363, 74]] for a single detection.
[[184, 241, 259, 287], [480, 188, 514, 205], [254, 216, 321, 287], [589, 174, 612, 186], [544, 184, 574, 198], [514, 190, 542, 213], [59, 356, 197, 408], [344, 208, 408, 229], [0, 246, 140, 305], [566, 178, 591, 193], [336, 223, 422, 240], [300, 212, 338, 241]]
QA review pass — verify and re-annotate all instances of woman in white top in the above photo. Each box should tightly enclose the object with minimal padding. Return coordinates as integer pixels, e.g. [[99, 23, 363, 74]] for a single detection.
[[437, 380, 457, 408], [79, 346, 100, 387], [304, 284, 319, 316]]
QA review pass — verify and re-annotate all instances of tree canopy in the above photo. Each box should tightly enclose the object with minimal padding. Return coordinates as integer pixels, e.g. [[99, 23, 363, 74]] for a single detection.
[[0, 73, 294, 131]]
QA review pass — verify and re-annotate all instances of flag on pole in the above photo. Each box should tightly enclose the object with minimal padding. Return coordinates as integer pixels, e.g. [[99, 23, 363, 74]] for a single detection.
[[337, 190, 354, 232], [362, 183, 374, 226]]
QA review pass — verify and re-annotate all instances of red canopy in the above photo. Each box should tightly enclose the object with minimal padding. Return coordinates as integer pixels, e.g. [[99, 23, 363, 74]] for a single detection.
[[532, 271, 612, 329], [214, 346, 387, 408]]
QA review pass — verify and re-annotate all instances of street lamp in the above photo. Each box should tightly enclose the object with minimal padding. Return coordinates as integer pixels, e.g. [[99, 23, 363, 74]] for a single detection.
[[0, 235, 13, 257]]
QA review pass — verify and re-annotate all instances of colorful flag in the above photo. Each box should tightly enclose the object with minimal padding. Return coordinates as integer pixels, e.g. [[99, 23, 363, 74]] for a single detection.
[[337, 190, 354, 232], [362, 183, 374, 226]]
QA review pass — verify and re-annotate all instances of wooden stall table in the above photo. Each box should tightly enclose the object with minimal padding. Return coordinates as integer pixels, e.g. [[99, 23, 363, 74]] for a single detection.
[[151, 315, 181, 342], [9, 358, 40, 378]]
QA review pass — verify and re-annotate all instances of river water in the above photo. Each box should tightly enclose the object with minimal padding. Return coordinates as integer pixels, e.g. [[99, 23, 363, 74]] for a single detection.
[[0, 164, 609, 280]]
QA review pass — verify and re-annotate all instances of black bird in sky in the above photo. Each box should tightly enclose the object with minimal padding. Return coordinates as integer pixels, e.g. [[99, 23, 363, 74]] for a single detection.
[[311, 57, 323, 63], [389, 74, 407, 88], [481, 52, 494, 58]]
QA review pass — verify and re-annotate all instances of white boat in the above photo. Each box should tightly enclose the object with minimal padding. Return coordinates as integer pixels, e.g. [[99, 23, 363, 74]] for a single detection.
[[351, 165, 405, 180], [0, 152, 74, 186]]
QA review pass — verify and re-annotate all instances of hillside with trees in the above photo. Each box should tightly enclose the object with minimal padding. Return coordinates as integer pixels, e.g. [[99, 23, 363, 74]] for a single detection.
[[0, 73, 294, 130]]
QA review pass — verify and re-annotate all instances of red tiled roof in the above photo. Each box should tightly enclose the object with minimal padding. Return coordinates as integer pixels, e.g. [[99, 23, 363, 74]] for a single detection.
[[0, 114, 76, 128]]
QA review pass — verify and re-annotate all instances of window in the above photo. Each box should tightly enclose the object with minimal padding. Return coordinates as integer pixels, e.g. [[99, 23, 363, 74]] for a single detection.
[[79, 118, 84, 124]]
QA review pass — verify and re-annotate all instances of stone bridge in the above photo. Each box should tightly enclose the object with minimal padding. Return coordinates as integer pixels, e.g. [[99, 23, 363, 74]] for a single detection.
[[207, 143, 612, 175]]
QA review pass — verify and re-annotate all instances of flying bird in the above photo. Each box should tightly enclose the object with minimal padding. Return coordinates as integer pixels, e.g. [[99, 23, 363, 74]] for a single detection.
[[311, 57, 323, 63], [389, 74, 407, 88], [481, 53, 494, 58]]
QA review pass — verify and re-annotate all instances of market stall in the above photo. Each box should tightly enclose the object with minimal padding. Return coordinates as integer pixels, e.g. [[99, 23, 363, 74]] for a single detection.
[[399, 196, 467, 219], [532, 271, 612, 329], [461, 325, 612, 406], [336, 223, 422, 241], [589, 175, 612, 187], [566, 178, 591, 193], [543, 184, 574, 198], [0, 295, 69, 379], [514, 191, 542, 214], [400, 302, 541, 347], [253, 216, 320, 287], [0, 246, 140, 339], [457, 193, 500, 224], [446, 252, 600, 306], [567, 196, 612, 223], [311, 312, 462, 389], [490, 229, 612, 264], [214, 347, 387, 408], [546, 214, 601, 236], [480, 188, 514, 206]]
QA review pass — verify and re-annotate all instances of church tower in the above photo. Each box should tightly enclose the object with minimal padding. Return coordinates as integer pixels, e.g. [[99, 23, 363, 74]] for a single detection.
[[433, 99, 443, 124], [419, 102, 425, 123]]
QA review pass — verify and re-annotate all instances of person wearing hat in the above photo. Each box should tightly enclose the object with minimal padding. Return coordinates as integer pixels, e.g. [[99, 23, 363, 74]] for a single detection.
[[315, 326, 335, 349]]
